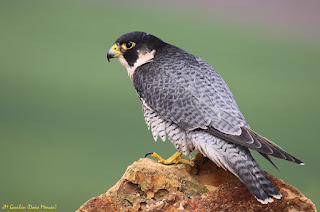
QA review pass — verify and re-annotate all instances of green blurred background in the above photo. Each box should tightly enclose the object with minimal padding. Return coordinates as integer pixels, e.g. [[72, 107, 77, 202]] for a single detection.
[[1, 0, 319, 211]]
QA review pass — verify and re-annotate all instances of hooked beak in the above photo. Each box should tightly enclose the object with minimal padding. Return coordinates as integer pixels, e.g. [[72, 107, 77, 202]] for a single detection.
[[107, 44, 122, 62]]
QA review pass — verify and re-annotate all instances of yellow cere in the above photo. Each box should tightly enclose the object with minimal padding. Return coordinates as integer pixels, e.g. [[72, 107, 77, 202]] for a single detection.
[[111, 44, 120, 52], [109, 44, 122, 58]]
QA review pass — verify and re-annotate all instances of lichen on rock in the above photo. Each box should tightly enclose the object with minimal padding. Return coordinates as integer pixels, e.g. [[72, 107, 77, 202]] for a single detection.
[[77, 157, 316, 212]]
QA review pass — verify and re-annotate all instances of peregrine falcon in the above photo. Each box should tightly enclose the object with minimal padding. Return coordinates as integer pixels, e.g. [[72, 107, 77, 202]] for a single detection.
[[107, 31, 303, 204]]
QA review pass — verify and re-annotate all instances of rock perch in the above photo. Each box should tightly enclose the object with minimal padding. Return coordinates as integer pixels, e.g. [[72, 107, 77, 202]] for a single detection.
[[77, 158, 315, 212]]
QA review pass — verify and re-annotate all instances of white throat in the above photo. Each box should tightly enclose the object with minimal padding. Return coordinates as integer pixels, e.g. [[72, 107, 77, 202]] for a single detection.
[[117, 50, 156, 80]]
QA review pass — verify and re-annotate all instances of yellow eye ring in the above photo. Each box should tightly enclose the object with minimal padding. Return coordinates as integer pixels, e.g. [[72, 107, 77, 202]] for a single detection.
[[121, 41, 135, 50]]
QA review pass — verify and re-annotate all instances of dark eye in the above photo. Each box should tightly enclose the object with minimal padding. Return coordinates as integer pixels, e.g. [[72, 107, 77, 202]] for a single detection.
[[122, 41, 135, 50], [126, 42, 133, 49]]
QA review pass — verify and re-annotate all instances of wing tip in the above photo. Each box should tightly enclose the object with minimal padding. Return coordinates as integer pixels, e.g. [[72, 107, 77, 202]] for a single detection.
[[289, 155, 304, 165], [246, 127, 305, 166]]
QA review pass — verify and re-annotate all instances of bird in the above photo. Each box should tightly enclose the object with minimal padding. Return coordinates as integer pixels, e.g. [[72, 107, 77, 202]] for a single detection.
[[107, 31, 304, 204]]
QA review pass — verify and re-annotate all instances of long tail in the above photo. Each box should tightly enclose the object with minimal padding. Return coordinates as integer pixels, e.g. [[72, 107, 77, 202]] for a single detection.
[[190, 131, 281, 204]]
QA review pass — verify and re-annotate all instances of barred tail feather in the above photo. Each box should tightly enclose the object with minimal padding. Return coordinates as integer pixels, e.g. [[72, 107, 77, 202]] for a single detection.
[[190, 131, 281, 204]]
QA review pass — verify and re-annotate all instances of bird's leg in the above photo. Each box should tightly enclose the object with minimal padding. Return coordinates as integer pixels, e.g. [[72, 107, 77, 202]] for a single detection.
[[145, 151, 200, 174], [191, 152, 208, 165], [191, 152, 204, 162]]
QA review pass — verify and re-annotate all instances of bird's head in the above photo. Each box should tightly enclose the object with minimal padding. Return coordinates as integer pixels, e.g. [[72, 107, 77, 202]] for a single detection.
[[107, 31, 165, 77]]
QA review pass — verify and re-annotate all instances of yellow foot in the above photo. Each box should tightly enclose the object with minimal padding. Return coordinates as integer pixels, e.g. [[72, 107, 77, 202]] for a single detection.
[[145, 151, 200, 174]]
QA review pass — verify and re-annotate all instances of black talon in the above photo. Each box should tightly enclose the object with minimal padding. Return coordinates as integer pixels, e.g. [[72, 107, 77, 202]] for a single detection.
[[202, 156, 209, 165], [194, 161, 200, 175], [145, 152, 154, 158]]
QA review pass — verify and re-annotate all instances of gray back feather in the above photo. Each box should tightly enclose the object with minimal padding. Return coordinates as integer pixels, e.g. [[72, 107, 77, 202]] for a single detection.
[[133, 44, 247, 136]]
